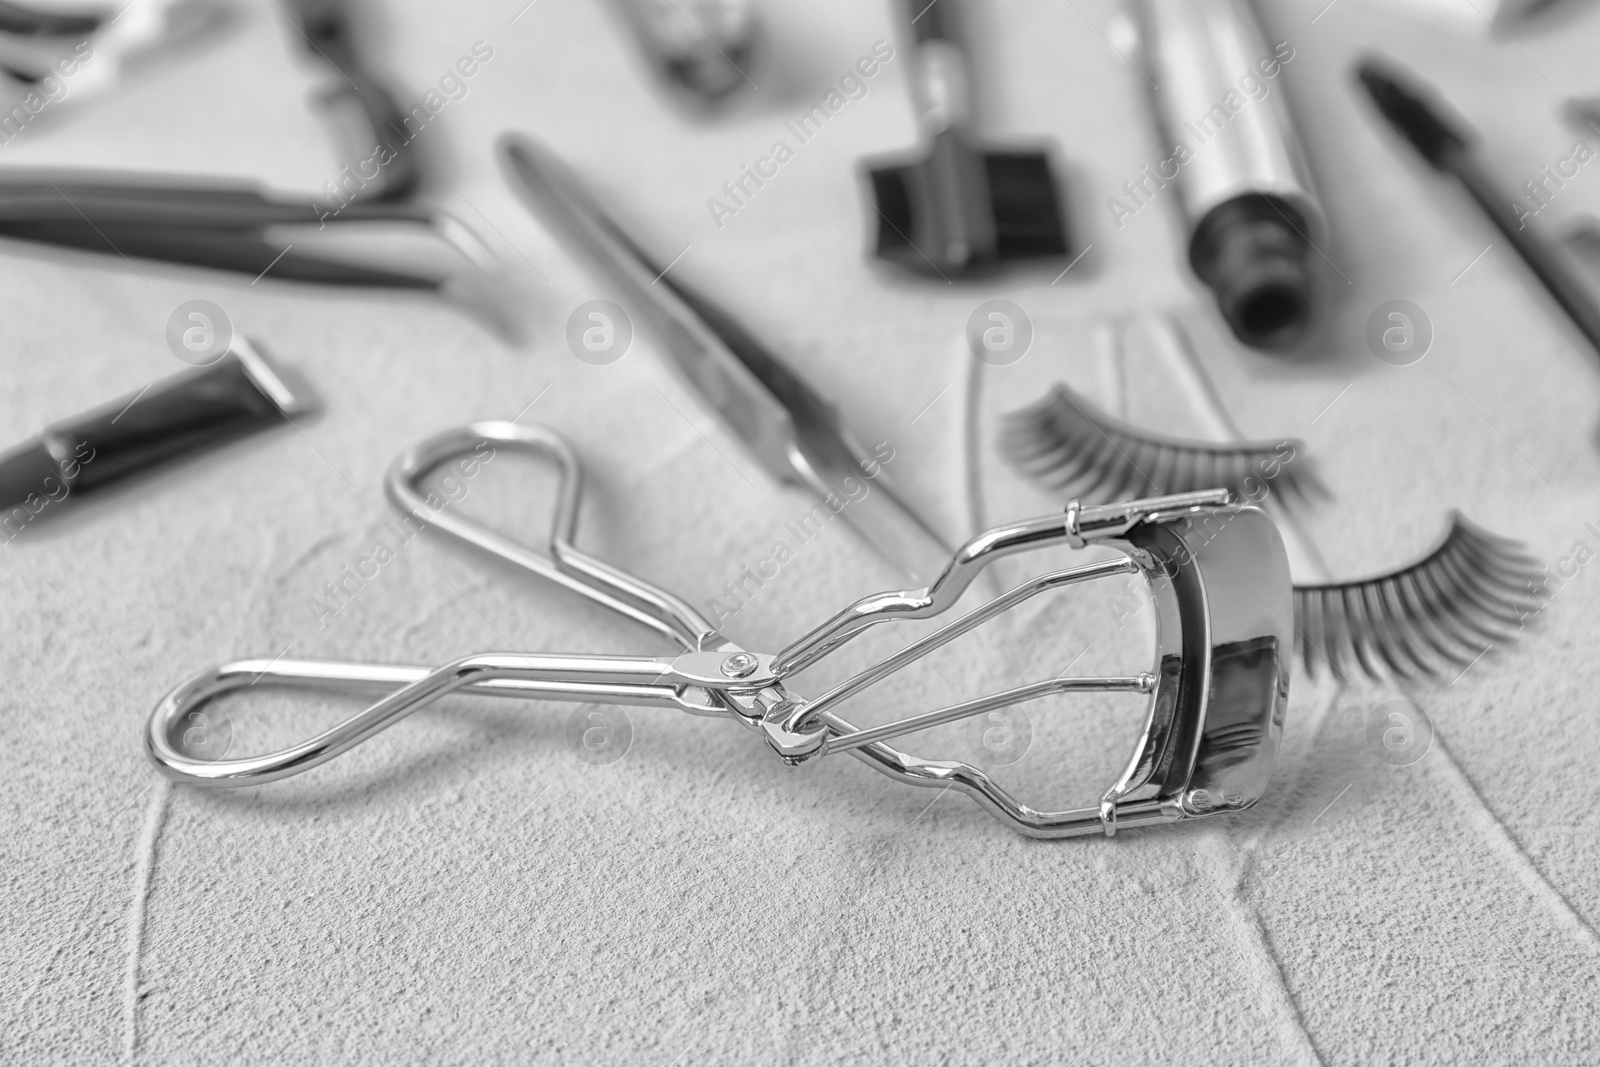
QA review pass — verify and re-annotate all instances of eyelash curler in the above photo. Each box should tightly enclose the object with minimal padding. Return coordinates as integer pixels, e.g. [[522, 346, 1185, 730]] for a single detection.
[[1000, 383, 1540, 680], [146, 421, 1294, 839]]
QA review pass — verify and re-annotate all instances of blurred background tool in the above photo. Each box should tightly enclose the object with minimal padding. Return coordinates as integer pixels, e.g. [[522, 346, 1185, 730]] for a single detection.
[[0, 2, 523, 340], [864, 0, 1068, 278], [610, 0, 757, 105], [1555, 98, 1600, 283], [0, 338, 312, 522], [1131, 0, 1323, 350], [0, 172, 519, 339], [0, 0, 226, 119], [1347, 0, 1581, 35], [0, 0, 99, 36], [1359, 57, 1600, 367], [501, 132, 954, 586], [285, 0, 420, 201]]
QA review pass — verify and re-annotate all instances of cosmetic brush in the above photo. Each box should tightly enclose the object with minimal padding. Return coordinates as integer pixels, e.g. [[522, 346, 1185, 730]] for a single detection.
[[1358, 56, 1600, 362], [865, 0, 1068, 277]]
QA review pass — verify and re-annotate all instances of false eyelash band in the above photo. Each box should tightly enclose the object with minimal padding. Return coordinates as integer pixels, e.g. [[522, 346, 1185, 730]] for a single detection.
[[999, 382, 1324, 509], [1292, 513, 1544, 681]]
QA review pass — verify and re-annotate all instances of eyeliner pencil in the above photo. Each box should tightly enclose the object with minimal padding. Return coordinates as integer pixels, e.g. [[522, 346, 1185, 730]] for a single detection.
[[1357, 56, 1600, 359]]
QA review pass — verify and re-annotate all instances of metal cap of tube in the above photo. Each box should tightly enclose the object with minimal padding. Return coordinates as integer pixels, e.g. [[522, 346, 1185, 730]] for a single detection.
[[1133, 0, 1325, 349]]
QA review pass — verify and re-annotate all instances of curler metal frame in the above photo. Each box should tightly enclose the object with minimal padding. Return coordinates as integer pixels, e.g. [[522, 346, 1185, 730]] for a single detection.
[[146, 421, 1293, 839]]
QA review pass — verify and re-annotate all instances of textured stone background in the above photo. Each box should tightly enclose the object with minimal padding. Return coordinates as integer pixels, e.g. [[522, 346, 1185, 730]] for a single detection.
[[3, 0, 1599, 1063]]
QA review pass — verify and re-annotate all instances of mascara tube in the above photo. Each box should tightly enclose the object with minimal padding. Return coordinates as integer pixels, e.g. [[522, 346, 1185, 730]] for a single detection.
[[1132, 0, 1325, 349]]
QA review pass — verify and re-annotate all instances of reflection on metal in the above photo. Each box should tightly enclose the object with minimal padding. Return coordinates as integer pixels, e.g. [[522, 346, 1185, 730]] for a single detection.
[[147, 422, 1294, 840]]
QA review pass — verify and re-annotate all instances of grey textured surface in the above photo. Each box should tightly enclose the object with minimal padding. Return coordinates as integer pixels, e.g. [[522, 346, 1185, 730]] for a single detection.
[[4, 0, 1600, 1063]]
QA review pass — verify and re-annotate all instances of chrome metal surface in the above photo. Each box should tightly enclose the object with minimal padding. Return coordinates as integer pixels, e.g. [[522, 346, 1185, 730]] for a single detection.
[[823, 674, 1156, 756], [147, 653, 703, 786], [230, 336, 315, 418], [146, 422, 1294, 839], [386, 421, 723, 652], [772, 512, 1099, 676], [498, 133, 953, 585], [1131, 0, 1324, 244], [780, 559, 1138, 725]]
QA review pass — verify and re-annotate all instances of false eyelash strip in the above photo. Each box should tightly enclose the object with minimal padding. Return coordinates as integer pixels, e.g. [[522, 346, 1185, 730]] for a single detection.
[[1292, 513, 1544, 681], [999, 381, 1324, 508]]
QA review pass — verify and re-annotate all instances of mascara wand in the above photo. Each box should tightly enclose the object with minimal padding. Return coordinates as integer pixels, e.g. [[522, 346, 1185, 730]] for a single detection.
[[1357, 56, 1600, 361]]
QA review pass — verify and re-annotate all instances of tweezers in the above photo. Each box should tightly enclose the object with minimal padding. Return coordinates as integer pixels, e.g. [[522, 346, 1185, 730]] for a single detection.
[[0, 175, 460, 289]]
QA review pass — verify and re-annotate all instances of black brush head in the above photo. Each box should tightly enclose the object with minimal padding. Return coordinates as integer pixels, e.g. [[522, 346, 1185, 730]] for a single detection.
[[869, 163, 919, 263], [1356, 56, 1469, 169], [866, 142, 1069, 276], [985, 151, 1069, 260]]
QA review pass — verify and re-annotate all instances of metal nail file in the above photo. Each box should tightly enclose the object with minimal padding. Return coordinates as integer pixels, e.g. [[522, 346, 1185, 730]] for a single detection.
[[498, 133, 954, 586]]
